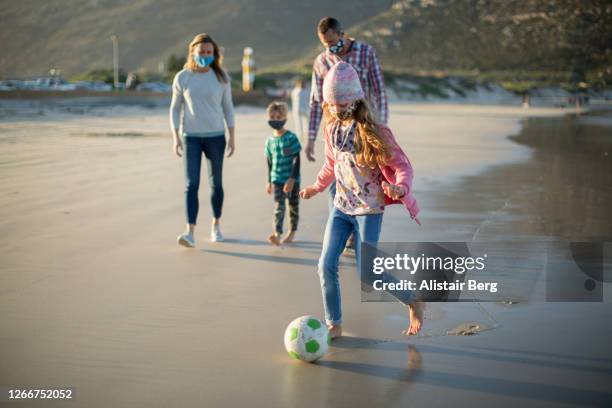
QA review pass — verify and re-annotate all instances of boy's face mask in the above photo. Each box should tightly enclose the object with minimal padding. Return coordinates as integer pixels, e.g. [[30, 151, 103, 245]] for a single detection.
[[194, 55, 215, 68], [268, 120, 286, 130]]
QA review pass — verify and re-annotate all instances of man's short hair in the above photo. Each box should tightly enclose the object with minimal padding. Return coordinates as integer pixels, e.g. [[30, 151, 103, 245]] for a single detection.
[[318, 17, 342, 34]]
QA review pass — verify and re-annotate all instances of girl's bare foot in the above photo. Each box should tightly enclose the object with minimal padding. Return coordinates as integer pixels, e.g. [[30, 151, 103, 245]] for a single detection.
[[281, 231, 296, 244], [267, 232, 281, 246], [327, 324, 342, 340], [404, 300, 425, 335]]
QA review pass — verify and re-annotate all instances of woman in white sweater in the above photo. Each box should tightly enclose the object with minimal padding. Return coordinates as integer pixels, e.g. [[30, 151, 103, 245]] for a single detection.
[[170, 33, 236, 247]]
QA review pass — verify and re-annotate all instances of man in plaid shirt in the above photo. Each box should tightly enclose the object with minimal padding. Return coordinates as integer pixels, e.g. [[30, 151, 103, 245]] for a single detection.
[[305, 16, 389, 161]]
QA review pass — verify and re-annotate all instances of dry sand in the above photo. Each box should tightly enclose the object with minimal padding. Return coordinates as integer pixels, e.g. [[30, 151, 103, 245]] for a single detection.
[[1, 101, 611, 407]]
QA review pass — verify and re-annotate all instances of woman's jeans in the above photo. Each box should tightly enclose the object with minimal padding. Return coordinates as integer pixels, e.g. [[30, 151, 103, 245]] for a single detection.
[[318, 206, 414, 325], [183, 134, 226, 224]]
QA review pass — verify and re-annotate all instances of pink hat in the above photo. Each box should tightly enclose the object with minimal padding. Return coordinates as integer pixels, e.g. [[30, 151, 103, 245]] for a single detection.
[[322, 62, 364, 104]]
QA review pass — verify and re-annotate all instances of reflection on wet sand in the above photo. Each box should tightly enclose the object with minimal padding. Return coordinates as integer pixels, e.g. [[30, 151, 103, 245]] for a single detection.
[[431, 111, 612, 242]]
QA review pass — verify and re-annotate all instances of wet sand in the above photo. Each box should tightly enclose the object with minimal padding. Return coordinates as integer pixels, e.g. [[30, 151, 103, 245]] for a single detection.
[[1, 101, 611, 407]]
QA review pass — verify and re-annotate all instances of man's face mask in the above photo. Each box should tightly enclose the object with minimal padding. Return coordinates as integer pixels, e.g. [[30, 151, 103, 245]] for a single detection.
[[328, 38, 345, 54]]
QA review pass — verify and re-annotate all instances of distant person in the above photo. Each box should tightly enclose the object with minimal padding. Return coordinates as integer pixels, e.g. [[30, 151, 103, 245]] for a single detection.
[[170, 33, 236, 248], [125, 72, 139, 90], [522, 93, 530, 109], [299, 62, 422, 339], [290, 78, 310, 142]]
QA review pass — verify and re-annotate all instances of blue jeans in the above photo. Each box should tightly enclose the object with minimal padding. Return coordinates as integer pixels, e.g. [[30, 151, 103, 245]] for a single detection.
[[184, 134, 226, 224], [329, 182, 364, 249], [317, 206, 414, 325], [328, 181, 336, 213]]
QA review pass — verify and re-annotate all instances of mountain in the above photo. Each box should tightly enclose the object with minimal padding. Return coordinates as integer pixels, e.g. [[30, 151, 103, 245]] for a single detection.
[[0, 0, 394, 77], [345, 0, 611, 82]]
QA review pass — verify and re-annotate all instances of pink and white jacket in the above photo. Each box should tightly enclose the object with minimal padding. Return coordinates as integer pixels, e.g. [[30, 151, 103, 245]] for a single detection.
[[312, 122, 421, 225]]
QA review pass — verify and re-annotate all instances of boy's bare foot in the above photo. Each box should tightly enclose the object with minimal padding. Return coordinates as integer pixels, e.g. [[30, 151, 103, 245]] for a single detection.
[[404, 300, 425, 335], [327, 324, 342, 340], [267, 233, 281, 246], [281, 231, 296, 244]]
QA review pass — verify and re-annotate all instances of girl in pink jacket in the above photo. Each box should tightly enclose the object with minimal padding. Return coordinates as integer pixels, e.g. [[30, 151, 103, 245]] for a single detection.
[[300, 62, 423, 339]]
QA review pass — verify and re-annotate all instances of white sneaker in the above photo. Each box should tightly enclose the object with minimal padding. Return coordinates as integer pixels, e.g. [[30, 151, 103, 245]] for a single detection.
[[210, 224, 224, 242], [177, 233, 196, 248]]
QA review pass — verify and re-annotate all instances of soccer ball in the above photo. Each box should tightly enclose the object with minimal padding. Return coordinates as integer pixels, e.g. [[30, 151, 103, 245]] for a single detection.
[[284, 315, 330, 362]]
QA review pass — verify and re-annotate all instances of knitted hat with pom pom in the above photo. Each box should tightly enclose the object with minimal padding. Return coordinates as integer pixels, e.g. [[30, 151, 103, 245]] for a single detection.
[[322, 61, 364, 104]]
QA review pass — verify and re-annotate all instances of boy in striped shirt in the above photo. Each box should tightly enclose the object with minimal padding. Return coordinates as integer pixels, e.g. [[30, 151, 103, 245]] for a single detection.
[[265, 102, 301, 245]]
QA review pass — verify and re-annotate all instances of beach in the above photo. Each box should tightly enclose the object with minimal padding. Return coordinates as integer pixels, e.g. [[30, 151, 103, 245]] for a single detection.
[[1, 99, 611, 407]]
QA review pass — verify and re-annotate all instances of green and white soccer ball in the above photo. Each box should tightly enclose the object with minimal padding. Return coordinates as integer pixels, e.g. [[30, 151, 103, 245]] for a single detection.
[[284, 315, 330, 362]]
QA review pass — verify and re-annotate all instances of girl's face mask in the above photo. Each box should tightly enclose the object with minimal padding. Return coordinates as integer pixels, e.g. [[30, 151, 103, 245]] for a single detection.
[[329, 102, 357, 121]]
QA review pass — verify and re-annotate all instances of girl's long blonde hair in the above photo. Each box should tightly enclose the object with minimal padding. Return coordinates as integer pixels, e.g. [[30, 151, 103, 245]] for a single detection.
[[184, 33, 228, 83], [323, 99, 393, 168]]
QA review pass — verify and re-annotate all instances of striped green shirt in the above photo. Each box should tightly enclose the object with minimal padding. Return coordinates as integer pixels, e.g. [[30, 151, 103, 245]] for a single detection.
[[265, 131, 301, 184]]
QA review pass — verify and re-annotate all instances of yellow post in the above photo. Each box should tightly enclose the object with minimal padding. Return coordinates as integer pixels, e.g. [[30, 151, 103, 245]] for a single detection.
[[242, 47, 254, 92]]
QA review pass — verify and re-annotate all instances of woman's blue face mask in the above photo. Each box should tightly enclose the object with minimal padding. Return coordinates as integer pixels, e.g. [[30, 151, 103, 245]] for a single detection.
[[194, 55, 215, 68]]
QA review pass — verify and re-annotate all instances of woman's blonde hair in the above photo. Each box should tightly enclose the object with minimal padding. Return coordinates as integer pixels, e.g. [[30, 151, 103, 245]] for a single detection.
[[323, 99, 392, 168], [184, 33, 228, 83]]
